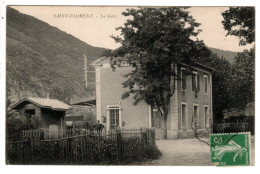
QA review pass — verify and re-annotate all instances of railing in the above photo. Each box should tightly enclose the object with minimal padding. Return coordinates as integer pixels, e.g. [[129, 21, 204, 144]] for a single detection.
[[7, 128, 155, 164]]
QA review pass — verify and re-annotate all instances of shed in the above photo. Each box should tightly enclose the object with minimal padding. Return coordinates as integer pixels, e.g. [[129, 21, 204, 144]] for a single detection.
[[11, 97, 72, 130]]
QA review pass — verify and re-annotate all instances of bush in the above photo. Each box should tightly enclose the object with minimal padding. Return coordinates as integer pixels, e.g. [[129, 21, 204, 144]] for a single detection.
[[7, 111, 36, 142], [144, 145, 162, 160]]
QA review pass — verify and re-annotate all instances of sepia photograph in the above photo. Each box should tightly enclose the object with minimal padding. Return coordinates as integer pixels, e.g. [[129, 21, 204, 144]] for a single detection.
[[4, 5, 255, 166]]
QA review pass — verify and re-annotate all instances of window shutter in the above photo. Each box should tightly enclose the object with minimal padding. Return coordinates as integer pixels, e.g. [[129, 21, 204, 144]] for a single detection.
[[192, 73, 195, 91], [197, 75, 200, 91]]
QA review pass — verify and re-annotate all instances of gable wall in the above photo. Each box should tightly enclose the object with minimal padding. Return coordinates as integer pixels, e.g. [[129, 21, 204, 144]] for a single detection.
[[99, 66, 150, 130]]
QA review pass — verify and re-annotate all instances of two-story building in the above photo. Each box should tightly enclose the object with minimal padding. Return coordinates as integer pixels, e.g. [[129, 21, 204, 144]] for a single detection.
[[91, 57, 213, 139]]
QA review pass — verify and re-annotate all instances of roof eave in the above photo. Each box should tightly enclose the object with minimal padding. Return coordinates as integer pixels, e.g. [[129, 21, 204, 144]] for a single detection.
[[10, 98, 72, 111]]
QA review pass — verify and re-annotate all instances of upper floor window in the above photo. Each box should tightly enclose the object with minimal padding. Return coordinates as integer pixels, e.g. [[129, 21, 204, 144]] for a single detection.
[[192, 71, 200, 91], [181, 68, 186, 91], [204, 75, 208, 94]]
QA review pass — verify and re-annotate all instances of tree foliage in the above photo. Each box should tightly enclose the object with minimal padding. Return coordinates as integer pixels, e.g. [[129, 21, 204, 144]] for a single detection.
[[7, 111, 36, 141], [196, 54, 233, 121], [107, 7, 211, 138], [222, 7, 255, 46], [229, 48, 255, 109], [49, 85, 74, 104]]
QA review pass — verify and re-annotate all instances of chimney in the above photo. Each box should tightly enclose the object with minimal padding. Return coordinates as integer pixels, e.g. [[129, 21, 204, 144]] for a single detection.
[[47, 93, 49, 99]]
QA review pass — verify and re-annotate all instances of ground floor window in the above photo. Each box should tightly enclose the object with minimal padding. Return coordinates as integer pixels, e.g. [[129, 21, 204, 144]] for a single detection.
[[193, 104, 199, 129], [181, 103, 187, 129], [109, 109, 119, 129], [204, 106, 209, 128], [107, 105, 121, 129]]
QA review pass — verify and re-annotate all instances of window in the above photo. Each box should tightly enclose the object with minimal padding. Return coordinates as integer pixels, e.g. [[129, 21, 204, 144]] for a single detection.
[[152, 105, 162, 128], [204, 106, 209, 128], [107, 105, 121, 129], [193, 104, 199, 128], [181, 68, 186, 91], [192, 72, 200, 91], [181, 103, 187, 129], [204, 75, 208, 94], [109, 109, 119, 129]]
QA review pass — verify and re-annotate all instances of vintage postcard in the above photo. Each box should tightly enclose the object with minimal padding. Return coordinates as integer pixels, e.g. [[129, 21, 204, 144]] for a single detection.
[[5, 6, 255, 166]]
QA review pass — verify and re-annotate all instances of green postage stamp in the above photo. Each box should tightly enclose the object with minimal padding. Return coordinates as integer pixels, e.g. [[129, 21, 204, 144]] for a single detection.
[[210, 132, 250, 166]]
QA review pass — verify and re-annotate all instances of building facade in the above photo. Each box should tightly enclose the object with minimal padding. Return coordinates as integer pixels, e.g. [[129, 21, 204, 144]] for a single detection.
[[92, 57, 213, 139]]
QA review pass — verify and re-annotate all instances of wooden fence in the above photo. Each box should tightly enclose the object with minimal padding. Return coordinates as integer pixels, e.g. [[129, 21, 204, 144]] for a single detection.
[[18, 128, 151, 141], [7, 128, 155, 164]]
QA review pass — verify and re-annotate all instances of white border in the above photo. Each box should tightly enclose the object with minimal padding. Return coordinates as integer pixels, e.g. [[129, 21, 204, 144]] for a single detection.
[[0, 0, 259, 174]]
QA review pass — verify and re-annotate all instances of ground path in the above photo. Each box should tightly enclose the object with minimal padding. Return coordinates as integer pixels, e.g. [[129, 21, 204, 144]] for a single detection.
[[147, 136, 255, 166]]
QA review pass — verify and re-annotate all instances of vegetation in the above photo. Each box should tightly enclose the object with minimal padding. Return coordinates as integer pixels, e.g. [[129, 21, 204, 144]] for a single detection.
[[7, 130, 159, 165], [209, 47, 237, 64], [229, 48, 255, 109], [7, 111, 36, 142], [222, 7, 255, 46], [221, 7, 255, 116], [107, 7, 211, 139], [6, 7, 106, 106]]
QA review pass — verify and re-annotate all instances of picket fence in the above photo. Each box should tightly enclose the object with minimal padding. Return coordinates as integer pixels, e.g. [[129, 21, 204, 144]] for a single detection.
[[7, 128, 156, 164]]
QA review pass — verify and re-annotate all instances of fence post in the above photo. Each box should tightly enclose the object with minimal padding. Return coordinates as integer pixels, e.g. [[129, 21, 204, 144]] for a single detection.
[[116, 129, 122, 159]]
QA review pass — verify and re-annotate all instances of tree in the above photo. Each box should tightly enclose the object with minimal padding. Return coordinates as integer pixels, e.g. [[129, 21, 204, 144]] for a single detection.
[[49, 85, 73, 104], [196, 54, 233, 122], [107, 7, 210, 139], [230, 48, 254, 109], [222, 7, 255, 46]]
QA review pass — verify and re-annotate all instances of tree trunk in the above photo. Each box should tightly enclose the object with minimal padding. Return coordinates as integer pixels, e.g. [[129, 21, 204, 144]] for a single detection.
[[163, 118, 167, 139]]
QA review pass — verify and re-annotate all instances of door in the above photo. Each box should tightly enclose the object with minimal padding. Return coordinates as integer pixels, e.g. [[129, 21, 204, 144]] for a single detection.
[[109, 109, 119, 129], [49, 124, 59, 139], [151, 106, 164, 139]]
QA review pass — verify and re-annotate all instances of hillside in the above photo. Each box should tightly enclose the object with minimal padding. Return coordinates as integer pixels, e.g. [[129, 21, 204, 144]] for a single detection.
[[209, 47, 238, 64], [6, 7, 106, 106], [6, 7, 239, 108]]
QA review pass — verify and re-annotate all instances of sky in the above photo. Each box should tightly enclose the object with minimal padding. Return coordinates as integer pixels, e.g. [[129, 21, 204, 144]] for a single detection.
[[12, 6, 253, 52]]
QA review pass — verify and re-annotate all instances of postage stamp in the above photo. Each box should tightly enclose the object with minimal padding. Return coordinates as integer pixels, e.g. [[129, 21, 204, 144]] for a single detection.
[[210, 133, 250, 166]]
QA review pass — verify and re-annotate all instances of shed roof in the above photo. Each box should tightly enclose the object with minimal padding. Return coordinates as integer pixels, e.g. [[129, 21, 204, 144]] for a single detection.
[[11, 97, 72, 111], [71, 96, 96, 106]]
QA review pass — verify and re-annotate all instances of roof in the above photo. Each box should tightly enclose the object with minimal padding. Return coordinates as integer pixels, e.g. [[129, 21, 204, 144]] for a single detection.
[[91, 56, 214, 72], [90, 56, 111, 66], [224, 102, 255, 118], [224, 109, 246, 119], [11, 97, 72, 111], [71, 96, 96, 106]]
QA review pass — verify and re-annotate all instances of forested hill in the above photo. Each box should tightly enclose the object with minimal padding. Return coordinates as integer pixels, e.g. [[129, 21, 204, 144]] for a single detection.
[[6, 7, 238, 106], [209, 47, 238, 64], [6, 7, 106, 105]]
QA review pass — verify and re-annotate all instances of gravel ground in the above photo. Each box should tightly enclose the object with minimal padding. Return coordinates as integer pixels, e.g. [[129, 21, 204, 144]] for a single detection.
[[149, 136, 255, 166]]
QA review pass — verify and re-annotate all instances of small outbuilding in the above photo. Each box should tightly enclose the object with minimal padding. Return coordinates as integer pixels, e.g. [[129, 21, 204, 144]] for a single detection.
[[10, 97, 72, 130]]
